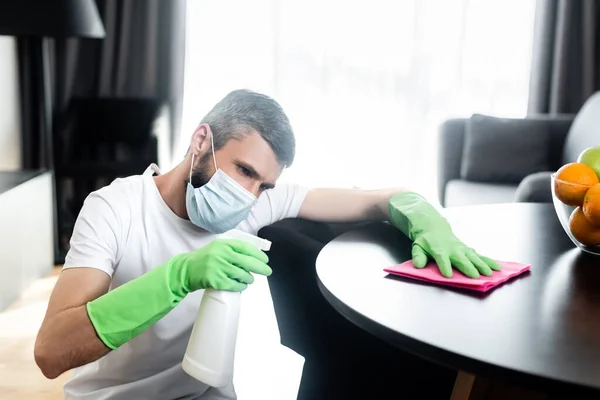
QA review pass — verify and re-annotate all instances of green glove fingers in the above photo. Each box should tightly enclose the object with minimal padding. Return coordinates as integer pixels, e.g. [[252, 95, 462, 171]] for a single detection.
[[182, 239, 271, 292], [87, 238, 271, 350], [225, 264, 255, 285], [466, 251, 493, 277], [388, 192, 501, 279], [218, 279, 249, 293], [201, 265, 249, 292], [229, 251, 272, 277], [450, 253, 480, 279], [431, 252, 453, 279], [411, 244, 428, 268], [478, 255, 502, 271], [226, 239, 269, 264]]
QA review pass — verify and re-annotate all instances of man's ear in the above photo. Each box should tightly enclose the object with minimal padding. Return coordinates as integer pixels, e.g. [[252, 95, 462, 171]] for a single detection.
[[189, 124, 212, 156]]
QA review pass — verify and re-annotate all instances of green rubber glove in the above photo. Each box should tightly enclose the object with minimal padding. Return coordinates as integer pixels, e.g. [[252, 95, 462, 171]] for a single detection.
[[87, 239, 271, 349], [388, 192, 501, 279]]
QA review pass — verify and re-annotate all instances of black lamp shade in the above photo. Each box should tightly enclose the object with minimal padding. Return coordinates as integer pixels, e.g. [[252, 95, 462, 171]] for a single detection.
[[0, 0, 105, 38]]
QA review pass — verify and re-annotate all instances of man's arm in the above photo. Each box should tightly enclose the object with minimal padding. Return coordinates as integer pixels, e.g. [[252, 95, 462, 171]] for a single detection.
[[34, 268, 112, 379], [35, 240, 273, 380], [296, 187, 501, 278], [297, 187, 409, 222]]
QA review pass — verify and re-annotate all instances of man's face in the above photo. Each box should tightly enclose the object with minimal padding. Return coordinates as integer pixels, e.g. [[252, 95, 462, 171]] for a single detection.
[[190, 130, 283, 198]]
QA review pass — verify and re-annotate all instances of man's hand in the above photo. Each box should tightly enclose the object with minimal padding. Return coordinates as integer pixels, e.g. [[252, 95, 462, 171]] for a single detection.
[[176, 238, 272, 292], [87, 238, 271, 350], [296, 187, 499, 278], [388, 192, 501, 278]]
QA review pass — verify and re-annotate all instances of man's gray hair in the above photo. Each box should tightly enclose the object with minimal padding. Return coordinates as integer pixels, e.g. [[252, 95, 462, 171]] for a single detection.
[[200, 89, 295, 167]]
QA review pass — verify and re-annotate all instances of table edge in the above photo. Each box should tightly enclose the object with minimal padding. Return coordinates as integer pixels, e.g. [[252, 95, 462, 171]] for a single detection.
[[315, 264, 597, 393]]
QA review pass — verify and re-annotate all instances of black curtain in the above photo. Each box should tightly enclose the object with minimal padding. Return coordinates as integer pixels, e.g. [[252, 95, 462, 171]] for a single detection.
[[17, 0, 186, 263], [528, 0, 600, 114], [18, 0, 186, 169]]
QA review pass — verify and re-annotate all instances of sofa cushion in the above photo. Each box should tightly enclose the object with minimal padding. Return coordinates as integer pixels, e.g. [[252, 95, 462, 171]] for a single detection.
[[445, 179, 518, 207], [460, 114, 552, 183]]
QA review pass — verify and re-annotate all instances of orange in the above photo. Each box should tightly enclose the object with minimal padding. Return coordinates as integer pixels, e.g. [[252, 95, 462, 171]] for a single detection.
[[569, 207, 600, 246], [554, 163, 599, 206], [583, 183, 600, 227]]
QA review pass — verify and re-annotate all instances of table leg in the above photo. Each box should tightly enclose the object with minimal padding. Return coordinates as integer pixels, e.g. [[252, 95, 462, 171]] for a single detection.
[[450, 371, 476, 400], [449, 371, 548, 400]]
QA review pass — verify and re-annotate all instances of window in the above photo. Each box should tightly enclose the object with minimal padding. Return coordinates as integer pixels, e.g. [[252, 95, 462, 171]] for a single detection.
[[178, 0, 537, 202]]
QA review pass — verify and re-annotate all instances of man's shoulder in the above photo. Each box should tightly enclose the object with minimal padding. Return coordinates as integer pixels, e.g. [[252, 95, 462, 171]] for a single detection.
[[84, 174, 146, 216], [93, 174, 145, 199]]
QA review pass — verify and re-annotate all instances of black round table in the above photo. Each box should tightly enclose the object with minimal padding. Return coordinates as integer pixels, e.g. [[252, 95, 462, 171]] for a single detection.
[[316, 203, 600, 395]]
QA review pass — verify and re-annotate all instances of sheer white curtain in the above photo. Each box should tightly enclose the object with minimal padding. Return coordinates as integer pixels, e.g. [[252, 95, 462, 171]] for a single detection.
[[178, 0, 537, 202]]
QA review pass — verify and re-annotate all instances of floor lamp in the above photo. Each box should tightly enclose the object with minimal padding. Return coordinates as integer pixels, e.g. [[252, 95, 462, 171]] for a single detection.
[[0, 0, 105, 263]]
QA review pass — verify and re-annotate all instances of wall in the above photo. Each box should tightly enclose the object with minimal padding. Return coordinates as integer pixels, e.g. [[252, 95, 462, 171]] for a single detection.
[[0, 172, 54, 310], [0, 37, 21, 171]]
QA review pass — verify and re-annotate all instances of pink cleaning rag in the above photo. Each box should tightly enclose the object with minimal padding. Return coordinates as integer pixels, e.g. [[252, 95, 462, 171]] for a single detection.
[[384, 260, 531, 292]]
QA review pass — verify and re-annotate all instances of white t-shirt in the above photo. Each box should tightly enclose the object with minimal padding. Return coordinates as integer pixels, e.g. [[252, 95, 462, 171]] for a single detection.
[[62, 164, 308, 400]]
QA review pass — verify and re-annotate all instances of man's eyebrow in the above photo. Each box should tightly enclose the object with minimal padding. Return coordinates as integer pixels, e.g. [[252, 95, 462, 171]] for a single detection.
[[234, 160, 261, 179], [234, 160, 276, 189]]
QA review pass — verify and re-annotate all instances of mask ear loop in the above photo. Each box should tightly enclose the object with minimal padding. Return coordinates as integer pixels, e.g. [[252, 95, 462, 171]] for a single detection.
[[189, 153, 194, 184], [209, 130, 218, 170]]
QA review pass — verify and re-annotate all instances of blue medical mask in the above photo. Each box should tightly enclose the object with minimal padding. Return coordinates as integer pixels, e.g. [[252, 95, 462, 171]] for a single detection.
[[185, 134, 257, 233]]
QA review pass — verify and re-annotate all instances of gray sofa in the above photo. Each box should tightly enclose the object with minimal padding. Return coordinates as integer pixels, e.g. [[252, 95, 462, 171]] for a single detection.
[[438, 92, 600, 207]]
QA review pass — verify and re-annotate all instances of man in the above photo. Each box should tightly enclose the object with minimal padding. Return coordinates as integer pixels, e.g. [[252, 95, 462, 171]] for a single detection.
[[34, 89, 500, 399]]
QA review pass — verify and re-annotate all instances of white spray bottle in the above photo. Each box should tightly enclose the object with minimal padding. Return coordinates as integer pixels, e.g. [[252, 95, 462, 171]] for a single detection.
[[182, 229, 272, 388]]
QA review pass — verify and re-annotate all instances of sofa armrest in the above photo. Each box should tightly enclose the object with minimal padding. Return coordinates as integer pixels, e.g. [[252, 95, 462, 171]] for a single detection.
[[514, 171, 554, 203], [513, 114, 574, 170], [541, 114, 576, 168], [437, 119, 467, 206]]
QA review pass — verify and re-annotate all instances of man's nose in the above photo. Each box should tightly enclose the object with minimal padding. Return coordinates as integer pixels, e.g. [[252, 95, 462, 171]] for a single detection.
[[242, 180, 262, 197]]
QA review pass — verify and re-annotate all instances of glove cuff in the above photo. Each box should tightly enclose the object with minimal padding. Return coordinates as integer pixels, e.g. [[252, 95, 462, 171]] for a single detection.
[[388, 192, 450, 239], [87, 259, 189, 350]]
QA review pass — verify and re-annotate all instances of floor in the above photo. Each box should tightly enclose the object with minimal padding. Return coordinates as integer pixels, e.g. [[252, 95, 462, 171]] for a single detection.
[[0, 267, 67, 399], [0, 267, 302, 400]]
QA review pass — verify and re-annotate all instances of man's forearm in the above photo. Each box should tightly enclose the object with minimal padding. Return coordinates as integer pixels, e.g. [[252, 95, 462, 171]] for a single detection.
[[374, 187, 412, 220], [34, 305, 111, 379], [298, 187, 409, 222], [35, 259, 188, 379]]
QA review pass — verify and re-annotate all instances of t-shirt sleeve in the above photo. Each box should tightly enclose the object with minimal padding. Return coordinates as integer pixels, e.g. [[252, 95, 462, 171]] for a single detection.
[[62, 190, 123, 277], [237, 183, 309, 235]]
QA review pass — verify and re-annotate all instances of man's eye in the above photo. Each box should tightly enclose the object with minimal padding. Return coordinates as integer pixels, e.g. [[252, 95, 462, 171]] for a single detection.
[[239, 166, 252, 176]]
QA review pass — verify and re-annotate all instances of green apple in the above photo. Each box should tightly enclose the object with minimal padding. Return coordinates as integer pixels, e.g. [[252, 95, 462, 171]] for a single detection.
[[578, 147, 600, 179]]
